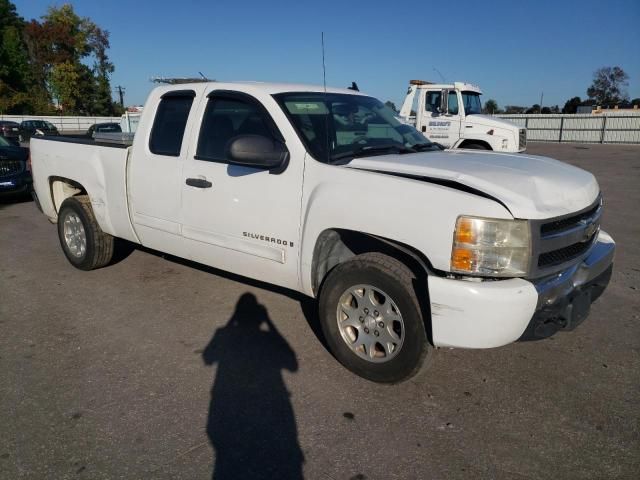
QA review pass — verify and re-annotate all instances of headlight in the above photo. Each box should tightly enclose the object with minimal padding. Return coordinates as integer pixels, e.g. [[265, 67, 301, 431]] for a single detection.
[[450, 216, 531, 277]]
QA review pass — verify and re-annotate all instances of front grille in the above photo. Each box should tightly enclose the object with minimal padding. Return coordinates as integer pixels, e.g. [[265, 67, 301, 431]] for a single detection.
[[0, 160, 24, 177], [519, 129, 527, 149], [529, 195, 602, 278], [538, 237, 596, 267], [541, 203, 600, 236]]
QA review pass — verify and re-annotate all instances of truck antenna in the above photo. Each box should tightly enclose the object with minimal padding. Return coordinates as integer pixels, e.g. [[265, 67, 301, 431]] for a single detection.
[[321, 32, 327, 93], [433, 67, 446, 83]]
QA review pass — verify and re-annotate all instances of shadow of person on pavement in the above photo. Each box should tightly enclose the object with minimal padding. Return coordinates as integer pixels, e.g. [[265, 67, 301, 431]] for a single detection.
[[202, 293, 304, 480]]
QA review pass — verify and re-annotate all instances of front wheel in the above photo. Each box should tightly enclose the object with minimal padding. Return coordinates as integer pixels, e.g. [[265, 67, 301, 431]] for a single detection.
[[318, 252, 429, 383], [57, 195, 114, 270]]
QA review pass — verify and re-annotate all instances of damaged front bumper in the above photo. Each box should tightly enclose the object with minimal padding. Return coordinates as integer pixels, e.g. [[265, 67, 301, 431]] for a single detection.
[[427, 230, 615, 349], [520, 230, 615, 340]]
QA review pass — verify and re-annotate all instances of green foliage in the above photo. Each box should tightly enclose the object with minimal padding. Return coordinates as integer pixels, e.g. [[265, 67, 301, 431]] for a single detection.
[[562, 96, 582, 114], [50, 61, 79, 111], [587, 66, 629, 105], [0, 0, 32, 113], [0, 1, 119, 115], [504, 105, 525, 114], [483, 99, 499, 114], [525, 104, 541, 114]]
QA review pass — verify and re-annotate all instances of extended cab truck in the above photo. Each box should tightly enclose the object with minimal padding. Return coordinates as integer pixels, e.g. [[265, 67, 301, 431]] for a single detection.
[[399, 80, 526, 152], [31, 82, 614, 383]]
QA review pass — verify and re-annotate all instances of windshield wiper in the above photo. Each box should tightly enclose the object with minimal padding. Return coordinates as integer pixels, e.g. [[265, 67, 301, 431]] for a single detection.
[[410, 142, 439, 151], [411, 142, 444, 151], [330, 144, 416, 162]]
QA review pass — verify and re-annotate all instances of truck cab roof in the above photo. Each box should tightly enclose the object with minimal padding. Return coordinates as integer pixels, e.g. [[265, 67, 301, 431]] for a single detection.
[[409, 80, 482, 94], [151, 81, 366, 97]]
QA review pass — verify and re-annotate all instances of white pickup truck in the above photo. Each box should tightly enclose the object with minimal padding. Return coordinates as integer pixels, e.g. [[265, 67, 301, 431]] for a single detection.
[[31, 81, 614, 383], [399, 80, 526, 152]]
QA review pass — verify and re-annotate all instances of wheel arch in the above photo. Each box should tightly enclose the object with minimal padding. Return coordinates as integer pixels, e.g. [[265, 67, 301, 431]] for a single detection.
[[49, 176, 88, 214], [458, 139, 492, 150], [310, 229, 436, 296], [310, 228, 437, 343]]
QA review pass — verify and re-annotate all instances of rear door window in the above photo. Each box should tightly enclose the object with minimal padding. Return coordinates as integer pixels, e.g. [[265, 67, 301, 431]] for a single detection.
[[149, 91, 195, 156]]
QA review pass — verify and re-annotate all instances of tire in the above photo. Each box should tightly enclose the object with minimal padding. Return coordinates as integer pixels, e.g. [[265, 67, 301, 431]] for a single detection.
[[57, 195, 114, 270], [463, 142, 490, 150], [318, 252, 429, 383]]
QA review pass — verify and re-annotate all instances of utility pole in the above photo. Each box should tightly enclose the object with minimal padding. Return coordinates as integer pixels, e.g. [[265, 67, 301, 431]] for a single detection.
[[115, 85, 125, 107], [540, 91, 544, 113]]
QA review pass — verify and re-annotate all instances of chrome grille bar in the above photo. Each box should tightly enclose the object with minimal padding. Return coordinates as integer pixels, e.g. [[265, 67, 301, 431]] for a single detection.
[[528, 195, 603, 278]]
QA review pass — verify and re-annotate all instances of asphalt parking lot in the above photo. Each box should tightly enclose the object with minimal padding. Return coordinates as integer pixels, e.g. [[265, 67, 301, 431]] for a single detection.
[[1, 142, 639, 480]]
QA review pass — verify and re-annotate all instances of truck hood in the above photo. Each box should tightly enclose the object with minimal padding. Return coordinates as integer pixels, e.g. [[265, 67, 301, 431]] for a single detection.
[[346, 150, 599, 219], [466, 114, 519, 131]]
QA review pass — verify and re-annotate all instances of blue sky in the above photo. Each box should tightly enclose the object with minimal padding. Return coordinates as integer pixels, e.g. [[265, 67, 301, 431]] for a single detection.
[[14, 0, 640, 108]]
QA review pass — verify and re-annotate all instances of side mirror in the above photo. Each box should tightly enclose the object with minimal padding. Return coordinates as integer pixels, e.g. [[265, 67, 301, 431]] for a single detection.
[[226, 134, 288, 172], [439, 90, 449, 115]]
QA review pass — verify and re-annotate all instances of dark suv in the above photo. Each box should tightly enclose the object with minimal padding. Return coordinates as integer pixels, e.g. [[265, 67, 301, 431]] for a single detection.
[[86, 122, 122, 138], [0, 135, 31, 197], [19, 120, 59, 142], [0, 121, 20, 145]]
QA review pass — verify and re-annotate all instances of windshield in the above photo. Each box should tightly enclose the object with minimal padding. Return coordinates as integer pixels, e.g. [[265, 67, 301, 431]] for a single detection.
[[461, 91, 482, 115], [274, 92, 436, 163]]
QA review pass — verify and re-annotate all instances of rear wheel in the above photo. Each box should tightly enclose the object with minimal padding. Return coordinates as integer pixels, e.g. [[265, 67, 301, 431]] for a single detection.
[[318, 252, 429, 383], [57, 195, 114, 270]]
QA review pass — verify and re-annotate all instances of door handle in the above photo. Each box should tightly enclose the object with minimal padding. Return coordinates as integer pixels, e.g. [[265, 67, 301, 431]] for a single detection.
[[185, 178, 212, 188]]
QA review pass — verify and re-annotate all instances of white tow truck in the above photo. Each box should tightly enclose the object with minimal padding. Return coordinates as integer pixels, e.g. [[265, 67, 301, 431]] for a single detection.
[[30, 81, 613, 383], [399, 80, 526, 152]]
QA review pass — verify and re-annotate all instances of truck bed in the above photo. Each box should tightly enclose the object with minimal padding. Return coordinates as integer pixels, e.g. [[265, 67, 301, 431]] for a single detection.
[[30, 135, 139, 243]]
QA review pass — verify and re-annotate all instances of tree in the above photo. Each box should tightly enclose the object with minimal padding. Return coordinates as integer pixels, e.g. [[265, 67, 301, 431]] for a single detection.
[[631, 98, 640, 107], [384, 100, 398, 113], [483, 99, 499, 114], [587, 66, 629, 105], [504, 105, 526, 114], [3, 1, 120, 114], [50, 61, 80, 111], [541, 106, 551, 114], [0, 0, 33, 113], [525, 104, 540, 114], [562, 96, 581, 114]]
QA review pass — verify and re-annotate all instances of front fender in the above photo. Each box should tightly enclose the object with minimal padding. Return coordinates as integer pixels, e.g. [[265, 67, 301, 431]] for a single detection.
[[298, 160, 512, 295]]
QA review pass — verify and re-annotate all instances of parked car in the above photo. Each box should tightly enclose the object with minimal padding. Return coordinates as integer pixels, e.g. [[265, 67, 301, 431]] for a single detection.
[[0, 135, 31, 197], [30, 81, 614, 383], [19, 120, 59, 142], [0, 121, 21, 145], [85, 122, 122, 138]]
